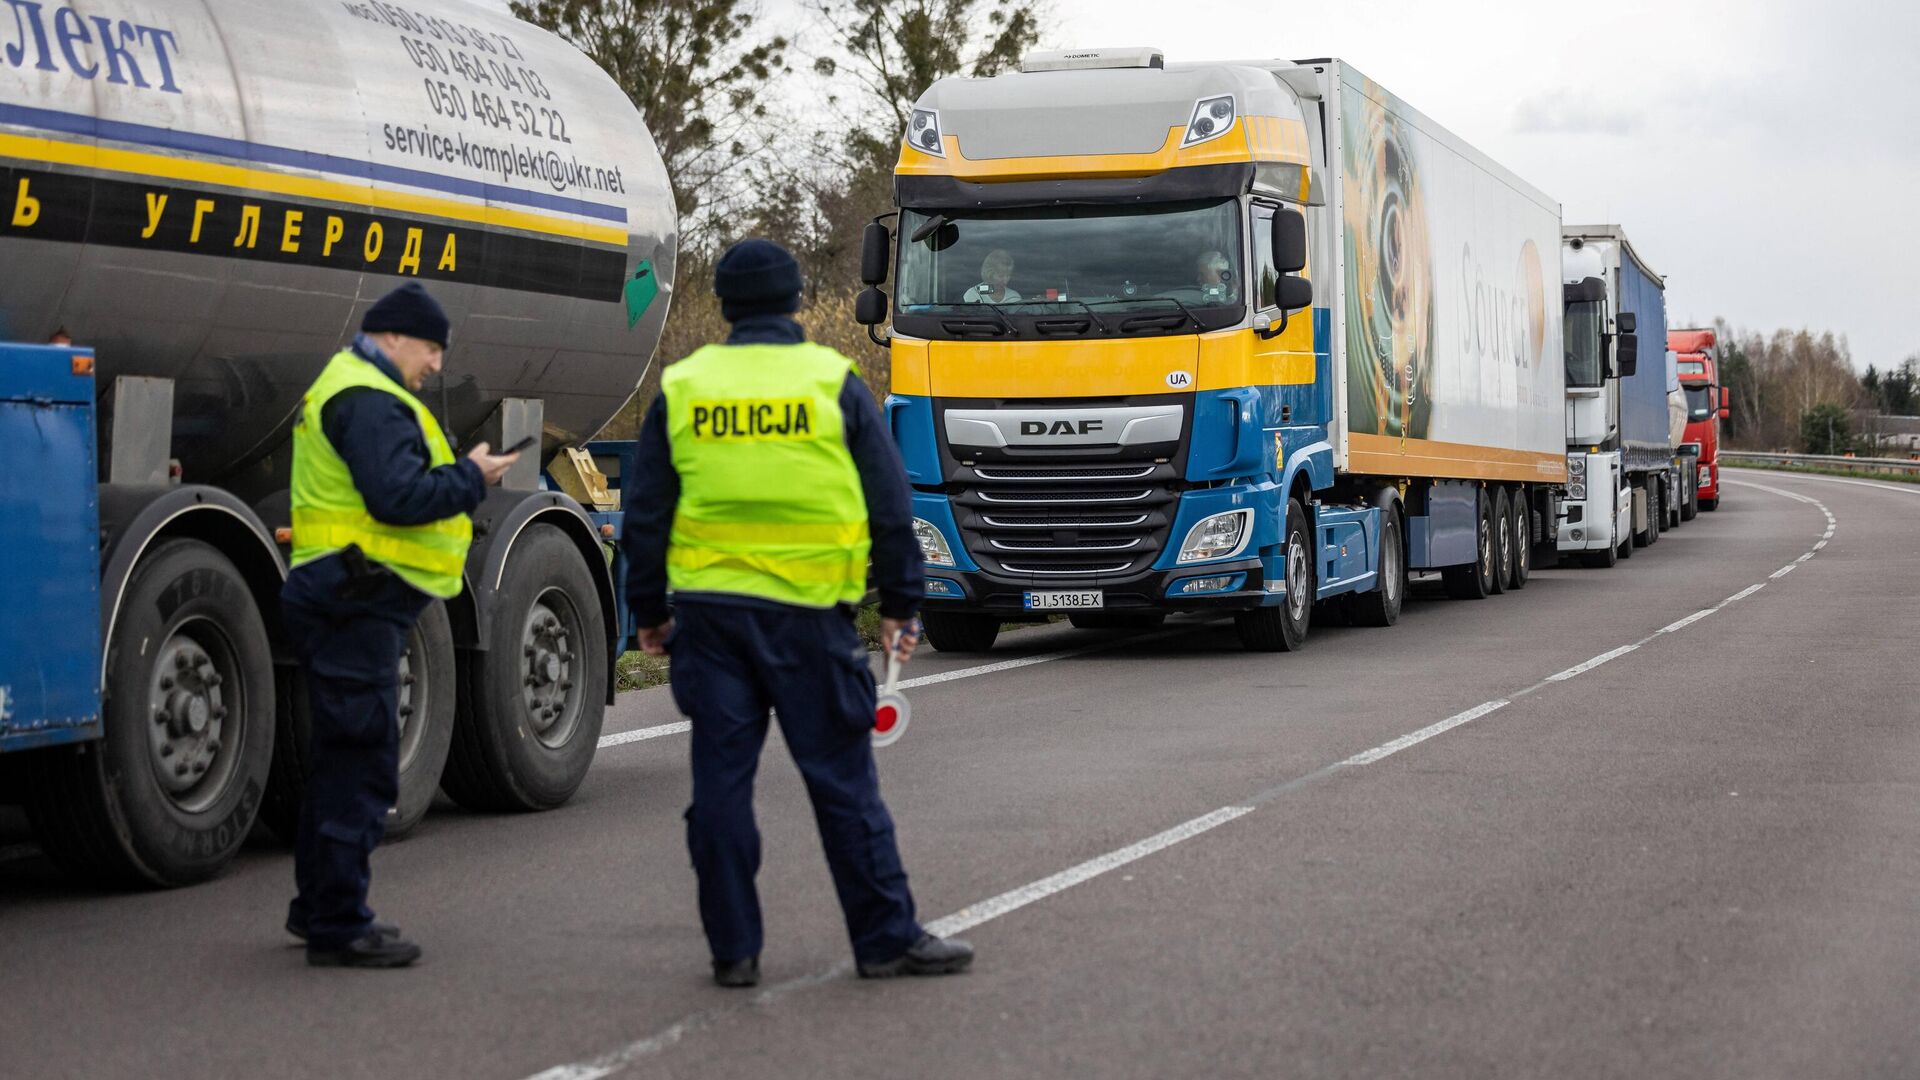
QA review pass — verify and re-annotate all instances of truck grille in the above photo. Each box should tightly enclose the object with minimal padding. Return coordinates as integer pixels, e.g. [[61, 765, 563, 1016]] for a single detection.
[[949, 460, 1178, 578]]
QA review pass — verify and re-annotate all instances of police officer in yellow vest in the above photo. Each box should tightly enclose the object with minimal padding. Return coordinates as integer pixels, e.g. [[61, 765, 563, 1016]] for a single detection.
[[283, 283, 518, 968], [622, 240, 973, 987]]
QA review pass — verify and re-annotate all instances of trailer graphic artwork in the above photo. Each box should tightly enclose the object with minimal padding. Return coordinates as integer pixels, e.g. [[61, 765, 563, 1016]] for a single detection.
[[1342, 80, 1436, 441]]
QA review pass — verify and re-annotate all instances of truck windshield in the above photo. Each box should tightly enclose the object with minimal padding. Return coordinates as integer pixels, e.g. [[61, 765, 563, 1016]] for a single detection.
[[1565, 301, 1605, 387], [895, 199, 1244, 338], [1684, 384, 1715, 421]]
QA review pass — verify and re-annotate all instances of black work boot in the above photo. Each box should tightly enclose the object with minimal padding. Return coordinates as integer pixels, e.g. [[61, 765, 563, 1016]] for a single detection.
[[712, 956, 760, 988], [287, 917, 398, 943], [307, 931, 423, 969], [857, 934, 974, 978]]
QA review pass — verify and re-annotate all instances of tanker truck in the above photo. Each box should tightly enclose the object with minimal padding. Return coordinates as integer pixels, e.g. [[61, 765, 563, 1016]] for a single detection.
[[1557, 226, 1678, 566], [0, 0, 676, 886], [853, 50, 1566, 653]]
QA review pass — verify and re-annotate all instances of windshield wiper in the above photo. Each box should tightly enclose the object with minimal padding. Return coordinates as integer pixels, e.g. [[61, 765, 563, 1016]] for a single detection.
[[1044, 298, 1111, 335], [1085, 296, 1204, 333]]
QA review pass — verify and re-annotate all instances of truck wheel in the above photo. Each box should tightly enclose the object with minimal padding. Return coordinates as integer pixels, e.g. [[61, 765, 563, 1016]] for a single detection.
[[22, 540, 273, 887], [1235, 498, 1313, 651], [442, 525, 606, 812], [921, 612, 1001, 652], [1586, 539, 1619, 569], [1681, 482, 1698, 521], [1700, 496, 1718, 512], [1067, 612, 1166, 630], [1666, 479, 1682, 529], [1349, 505, 1404, 627], [259, 601, 457, 841], [1442, 492, 1495, 600], [1634, 482, 1660, 547], [1489, 487, 1512, 595], [1508, 491, 1531, 590]]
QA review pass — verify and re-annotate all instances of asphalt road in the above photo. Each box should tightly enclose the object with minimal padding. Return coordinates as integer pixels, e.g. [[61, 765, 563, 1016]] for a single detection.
[[3, 468, 1916, 1080]]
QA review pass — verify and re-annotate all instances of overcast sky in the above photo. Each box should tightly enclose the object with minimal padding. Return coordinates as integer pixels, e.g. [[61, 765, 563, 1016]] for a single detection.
[[477, 0, 1918, 371]]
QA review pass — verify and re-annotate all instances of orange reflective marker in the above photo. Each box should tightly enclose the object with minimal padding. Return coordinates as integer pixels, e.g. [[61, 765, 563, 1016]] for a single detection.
[[872, 642, 911, 748]]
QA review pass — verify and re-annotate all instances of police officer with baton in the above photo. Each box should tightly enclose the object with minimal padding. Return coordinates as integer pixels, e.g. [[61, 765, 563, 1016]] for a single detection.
[[622, 239, 974, 987], [283, 283, 518, 968]]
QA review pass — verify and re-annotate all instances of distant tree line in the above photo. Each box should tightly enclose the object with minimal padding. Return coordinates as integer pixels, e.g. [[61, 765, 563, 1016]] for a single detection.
[[1713, 322, 1918, 454]]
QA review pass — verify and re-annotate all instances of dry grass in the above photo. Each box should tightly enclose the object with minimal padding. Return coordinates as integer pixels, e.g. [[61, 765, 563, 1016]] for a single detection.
[[598, 282, 892, 441]]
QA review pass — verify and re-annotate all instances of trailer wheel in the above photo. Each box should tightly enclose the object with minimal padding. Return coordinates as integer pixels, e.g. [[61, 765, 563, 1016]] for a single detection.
[[921, 612, 1001, 652], [260, 601, 457, 841], [22, 540, 273, 887], [442, 524, 606, 812], [1235, 498, 1313, 651], [1637, 481, 1661, 547], [1443, 492, 1495, 600], [1681, 480, 1699, 522], [1349, 504, 1404, 627], [1508, 490, 1531, 590], [1489, 487, 1512, 595]]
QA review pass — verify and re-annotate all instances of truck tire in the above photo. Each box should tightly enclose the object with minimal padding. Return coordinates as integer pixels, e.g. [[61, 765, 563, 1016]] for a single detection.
[[1349, 505, 1404, 627], [922, 612, 1001, 652], [442, 525, 606, 812], [22, 540, 274, 887], [1585, 539, 1619, 569], [1489, 487, 1512, 595], [1681, 480, 1698, 521], [1666, 478, 1683, 529], [1235, 498, 1313, 651], [1067, 612, 1166, 630], [1443, 492, 1495, 600], [260, 601, 457, 841], [1507, 490, 1531, 590], [1700, 496, 1718, 512], [1634, 481, 1660, 547]]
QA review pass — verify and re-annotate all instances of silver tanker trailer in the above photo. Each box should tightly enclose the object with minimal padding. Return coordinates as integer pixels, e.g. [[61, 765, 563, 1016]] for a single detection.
[[0, 0, 677, 885]]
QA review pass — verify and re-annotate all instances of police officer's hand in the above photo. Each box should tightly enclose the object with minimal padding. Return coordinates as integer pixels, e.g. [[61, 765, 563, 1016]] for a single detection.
[[466, 442, 520, 485], [881, 617, 920, 664], [637, 619, 674, 656]]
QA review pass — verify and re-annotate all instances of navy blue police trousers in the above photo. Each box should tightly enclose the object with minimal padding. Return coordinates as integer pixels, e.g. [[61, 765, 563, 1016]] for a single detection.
[[668, 599, 923, 966], [280, 554, 428, 948]]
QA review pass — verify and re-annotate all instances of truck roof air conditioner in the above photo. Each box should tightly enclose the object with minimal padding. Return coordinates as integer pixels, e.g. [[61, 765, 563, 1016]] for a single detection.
[[1021, 47, 1165, 73]]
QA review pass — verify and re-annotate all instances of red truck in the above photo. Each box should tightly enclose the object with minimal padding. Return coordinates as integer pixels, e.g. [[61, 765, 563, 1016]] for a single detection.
[[1669, 328, 1730, 511]]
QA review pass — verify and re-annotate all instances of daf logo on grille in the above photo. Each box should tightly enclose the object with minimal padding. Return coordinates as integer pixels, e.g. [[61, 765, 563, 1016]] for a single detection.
[[1020, 419, 1103, 436]]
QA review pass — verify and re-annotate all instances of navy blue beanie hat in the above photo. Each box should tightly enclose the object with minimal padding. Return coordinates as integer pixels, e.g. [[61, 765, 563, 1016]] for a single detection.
[[362, 282, 451, 348], [714, 238, 803, 322]]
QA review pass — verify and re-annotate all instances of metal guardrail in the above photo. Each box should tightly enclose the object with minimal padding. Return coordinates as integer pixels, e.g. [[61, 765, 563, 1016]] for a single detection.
[[1722, 451, 1920, 477]]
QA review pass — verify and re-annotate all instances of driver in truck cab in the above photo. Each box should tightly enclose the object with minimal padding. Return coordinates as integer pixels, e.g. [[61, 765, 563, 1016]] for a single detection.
[[1197, 249, 1233, 301], [962, 248, 1022, 304]]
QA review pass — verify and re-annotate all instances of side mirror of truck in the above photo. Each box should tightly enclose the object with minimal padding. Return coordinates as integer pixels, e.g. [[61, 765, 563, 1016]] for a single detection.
[[855, 286, 888, 326], [861, 223, 891, 286], [1719, 386, 1730, 418], [1617, 311, 1637, 334], [1615, 333, 1638, 378], [1271, 208, 1307, 273], [1277, 276, 1313, 312]]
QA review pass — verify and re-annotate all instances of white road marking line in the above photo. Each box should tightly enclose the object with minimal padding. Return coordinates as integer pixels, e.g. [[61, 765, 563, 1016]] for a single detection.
[[924, 806, 1255, 938], [1770, 564, 1796, 579], [527, 481, 1841, 1080], [1725, 469, 1920, 498], [1338, 700, 1509, 766], [597, 722, 689, 749], [595, 628, 1194, 751]]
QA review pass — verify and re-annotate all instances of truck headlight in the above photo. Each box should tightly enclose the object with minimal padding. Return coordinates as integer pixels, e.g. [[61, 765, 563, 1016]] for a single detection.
[[1181, 95, 1236, 147], [1566, 454, 1586, 476], [912, 517, 955, 567], [1177, 509, 1251, 563], [906, 109, 943, 157], [1569, 481, 1586, 500]]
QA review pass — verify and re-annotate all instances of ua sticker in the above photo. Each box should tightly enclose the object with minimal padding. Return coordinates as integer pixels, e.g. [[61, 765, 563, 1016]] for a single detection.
[[1166, 370, 1193, 389]]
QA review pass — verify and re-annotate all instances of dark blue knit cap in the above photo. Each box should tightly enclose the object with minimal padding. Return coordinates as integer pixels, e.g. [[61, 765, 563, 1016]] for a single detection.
[[362, 282, 451, 348], [714, 238, 803, 322]]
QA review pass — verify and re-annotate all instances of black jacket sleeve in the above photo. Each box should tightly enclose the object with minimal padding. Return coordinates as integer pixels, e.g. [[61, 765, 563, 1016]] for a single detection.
[[619, 394, 679, 628], [841, 374, 924, 619], [321, 389, 486, 527]]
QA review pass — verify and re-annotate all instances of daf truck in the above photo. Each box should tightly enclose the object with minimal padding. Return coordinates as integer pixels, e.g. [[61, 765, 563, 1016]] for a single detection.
[[854, 50, 1567, 653], [1670, 327, 1728, 511], [1557, 226, 1679, 567], [0, 0, 676, 885]]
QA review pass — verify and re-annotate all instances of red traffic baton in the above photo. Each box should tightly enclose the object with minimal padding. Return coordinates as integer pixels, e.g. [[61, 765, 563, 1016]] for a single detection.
[[872, 645, 911, 748]]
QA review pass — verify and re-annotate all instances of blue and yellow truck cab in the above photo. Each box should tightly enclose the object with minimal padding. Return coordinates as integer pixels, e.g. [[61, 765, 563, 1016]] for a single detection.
[[855, 50, 1569, 652]]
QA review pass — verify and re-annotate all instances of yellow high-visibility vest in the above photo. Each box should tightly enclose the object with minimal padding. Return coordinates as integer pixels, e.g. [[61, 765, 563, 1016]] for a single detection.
[[663, 342, 869, 608], [290, 349, 472, 598]]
